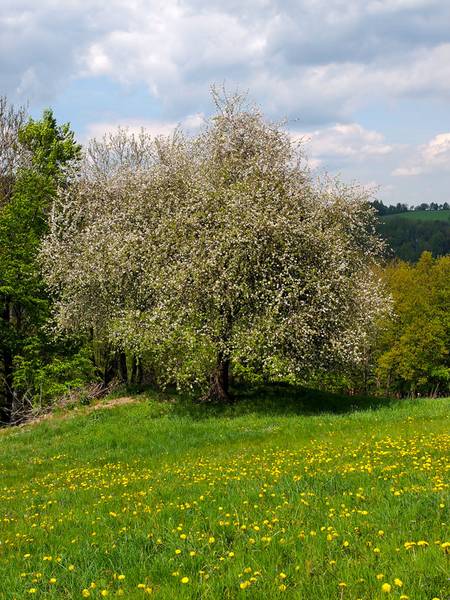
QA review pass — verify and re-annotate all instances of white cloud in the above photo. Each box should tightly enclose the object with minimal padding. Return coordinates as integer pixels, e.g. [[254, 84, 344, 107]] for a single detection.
[[82, 112, 204, 142], [393, 132, 450, 176], [294, 123, 394, 168], [2, 0, 450, 123]]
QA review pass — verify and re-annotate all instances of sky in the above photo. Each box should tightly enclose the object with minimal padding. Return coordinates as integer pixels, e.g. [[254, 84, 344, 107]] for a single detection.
[[2, 0, 450, 205]]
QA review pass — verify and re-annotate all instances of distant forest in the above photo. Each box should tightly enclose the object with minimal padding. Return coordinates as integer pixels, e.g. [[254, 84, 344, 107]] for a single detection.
[[371, 201, 450, 262]]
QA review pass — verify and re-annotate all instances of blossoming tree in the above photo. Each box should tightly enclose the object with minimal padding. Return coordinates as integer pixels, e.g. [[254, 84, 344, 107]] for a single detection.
[[41, 90, 388, 401]]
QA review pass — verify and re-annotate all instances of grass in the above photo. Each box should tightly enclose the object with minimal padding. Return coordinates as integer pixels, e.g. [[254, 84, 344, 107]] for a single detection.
[[0, 388, 449, 599], [383, 210, 450, 222]]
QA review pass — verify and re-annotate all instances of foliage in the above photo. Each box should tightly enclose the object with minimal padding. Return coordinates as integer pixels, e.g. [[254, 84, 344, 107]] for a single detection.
[[378, 217, 450, 262], [13, 339, 95, 408], [18, 109, 81, 180], [41, 91, 389, 401], [0, 101, 86, 422], [0, 97, 27, 206], [376, 252, 450, 396], [0, 393, 448, 598]]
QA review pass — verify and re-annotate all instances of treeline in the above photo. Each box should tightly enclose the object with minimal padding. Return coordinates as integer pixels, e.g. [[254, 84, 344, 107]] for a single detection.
[[371, 200, 450, 215], [0, 94, 449, 423], [378, 218, 450, 262], [323, 252, 449, 398]]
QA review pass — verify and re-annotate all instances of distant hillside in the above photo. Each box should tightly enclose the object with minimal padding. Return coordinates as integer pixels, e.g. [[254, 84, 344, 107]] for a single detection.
[[383, 209, 450, 222], [374, 208, 450, 262]]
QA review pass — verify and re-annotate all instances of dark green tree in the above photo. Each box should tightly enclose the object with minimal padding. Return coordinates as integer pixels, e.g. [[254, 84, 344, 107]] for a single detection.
[[0, 107, 88, 423]]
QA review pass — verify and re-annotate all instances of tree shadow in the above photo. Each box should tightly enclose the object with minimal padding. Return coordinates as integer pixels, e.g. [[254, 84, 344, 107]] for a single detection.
[[146, 382, 398, 421]]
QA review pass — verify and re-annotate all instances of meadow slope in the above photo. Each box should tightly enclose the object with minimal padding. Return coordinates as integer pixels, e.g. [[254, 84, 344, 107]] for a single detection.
[[0, 393, 449, 599]]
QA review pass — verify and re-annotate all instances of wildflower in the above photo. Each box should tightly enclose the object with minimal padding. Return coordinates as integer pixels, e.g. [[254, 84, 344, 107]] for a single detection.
[[117, 575, 125, 581], [381, 583, 392, 593], [180, 577, 189, 584], [68, 565, 75, 571], [279, 584, 287, 591], [394, 578, 403, 587], [82, 591, 90, 598], [49, 578, 57, 584], [240, 581, 250, 589]]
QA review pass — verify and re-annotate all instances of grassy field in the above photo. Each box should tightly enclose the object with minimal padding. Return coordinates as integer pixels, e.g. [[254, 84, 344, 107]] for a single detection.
[[0, 389, 449, 599], [383, 210, 450, 222]]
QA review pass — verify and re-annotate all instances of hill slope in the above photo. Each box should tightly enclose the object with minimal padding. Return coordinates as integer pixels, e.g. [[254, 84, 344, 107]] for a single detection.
[[0, 392, 449, 599], [383, 209, 450, 222], [378, 214, 450, 261]]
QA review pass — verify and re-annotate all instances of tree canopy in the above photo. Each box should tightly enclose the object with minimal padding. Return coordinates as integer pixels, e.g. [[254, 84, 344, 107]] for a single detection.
[[42, 91, 389, 401], [0, 102, 85, 422]]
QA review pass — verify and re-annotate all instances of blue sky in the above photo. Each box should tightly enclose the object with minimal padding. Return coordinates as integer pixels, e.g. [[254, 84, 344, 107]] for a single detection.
[[2, 0, 450, 205]]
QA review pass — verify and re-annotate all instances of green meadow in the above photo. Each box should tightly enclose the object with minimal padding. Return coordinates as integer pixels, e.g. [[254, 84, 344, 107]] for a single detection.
[[0, 390, 449, 599], [383, 210, 450, 222]]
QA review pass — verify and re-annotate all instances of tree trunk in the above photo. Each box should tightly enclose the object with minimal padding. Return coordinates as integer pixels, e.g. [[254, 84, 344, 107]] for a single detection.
[[1, 299, 14, 424], [205, 353, 233, 403], [1, 347, 14, 424], [118, 352, 128, 384], [130, 355, 137, 385], [104, 354, 118, 387]]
